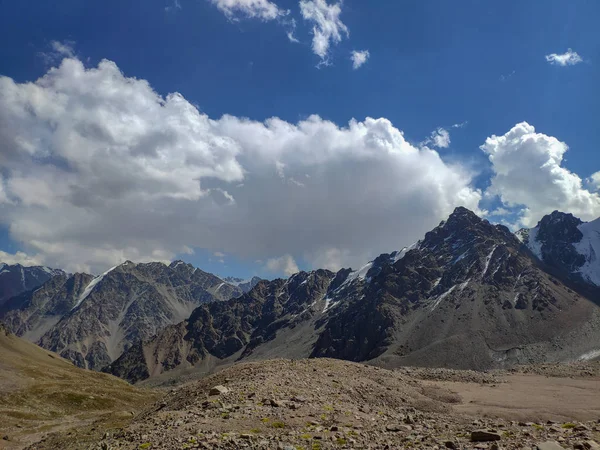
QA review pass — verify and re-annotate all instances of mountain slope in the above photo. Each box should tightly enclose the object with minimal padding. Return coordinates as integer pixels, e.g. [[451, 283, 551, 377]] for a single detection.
[[107, 207, 600, 384], [2, 261, 244, 370], [0, 264, 64, 307], [0, 272, 94, 342], [0, 324, 157, 450]]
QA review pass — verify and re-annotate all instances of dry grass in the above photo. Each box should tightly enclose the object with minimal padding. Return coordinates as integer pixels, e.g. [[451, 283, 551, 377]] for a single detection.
[[0, 331, 159, 449]]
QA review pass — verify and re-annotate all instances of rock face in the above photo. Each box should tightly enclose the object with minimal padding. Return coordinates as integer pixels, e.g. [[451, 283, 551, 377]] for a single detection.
[[0, 273, 94, 342], [107, 207, 600, 383], [0, 264, 64, 307], [223, 276, 263, 293], [1, 261, 244, 370], [518, 211, 600, 287]]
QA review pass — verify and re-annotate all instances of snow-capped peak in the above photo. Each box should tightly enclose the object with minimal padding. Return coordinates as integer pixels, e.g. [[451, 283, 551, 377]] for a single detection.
[[574, 217, 600, 286], [520, 212, 600, 286]]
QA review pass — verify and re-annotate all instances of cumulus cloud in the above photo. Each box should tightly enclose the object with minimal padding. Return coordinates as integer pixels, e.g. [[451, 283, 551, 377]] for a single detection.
[[38, 40, 76, 65], [481, 122, 600, 227], [300, 0, 348, 63], [0, 56, 483, 274], [351, 50, 369, 69], [423, 128, 451, 149], [209, 0, 286, 20], [545, 49, 583, 66], [0, 250, 45, 267], [266, 254, 299, 276], [588, 172, 600, 192]]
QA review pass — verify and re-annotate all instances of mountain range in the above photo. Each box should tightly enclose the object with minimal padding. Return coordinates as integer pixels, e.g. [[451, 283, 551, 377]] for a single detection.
[[1, 207, 600, 384], [0, 263, 63, 307], [0, 261, 250, 369]]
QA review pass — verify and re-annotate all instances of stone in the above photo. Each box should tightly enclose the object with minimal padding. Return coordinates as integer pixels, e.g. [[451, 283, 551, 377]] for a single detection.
[[471, 430, 502, 442], [535, 442, 565, 450], [209, 385, 229, 396], [584, 441, 600, 450], [444, 441, 457, 449]]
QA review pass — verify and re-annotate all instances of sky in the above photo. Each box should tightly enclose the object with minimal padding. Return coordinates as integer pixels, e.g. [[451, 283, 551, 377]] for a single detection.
[[0, 0, 599, 279]]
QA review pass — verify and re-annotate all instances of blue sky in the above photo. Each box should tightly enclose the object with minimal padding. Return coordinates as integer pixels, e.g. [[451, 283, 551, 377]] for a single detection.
[[0, 0, 599, 278]]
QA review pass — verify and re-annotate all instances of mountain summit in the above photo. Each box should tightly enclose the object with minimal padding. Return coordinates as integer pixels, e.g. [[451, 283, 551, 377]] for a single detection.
[[107, 207, 600, 383], [518, 211, 600, 286]]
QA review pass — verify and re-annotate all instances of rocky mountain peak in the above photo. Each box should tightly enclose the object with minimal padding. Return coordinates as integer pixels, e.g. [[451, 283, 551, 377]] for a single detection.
[[520, 211, 593, 281], [536, 211, 584, 244]]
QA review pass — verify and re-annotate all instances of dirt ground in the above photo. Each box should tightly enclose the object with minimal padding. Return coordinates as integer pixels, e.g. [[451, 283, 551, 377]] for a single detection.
[[429, 374, 600, 422]]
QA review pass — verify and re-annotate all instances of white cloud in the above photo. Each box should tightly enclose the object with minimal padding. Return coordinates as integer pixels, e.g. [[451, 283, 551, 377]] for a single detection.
[[209, 0, 286, 20], [588, 172, 600, 192], [39, 40, 76, 65], [500, 70, 515, 81], [545, 49, 583, 66], [300, 0, 348, 64], [307, 247, 350, 271], [481, 122, 600, 227], [266, 254, 299, 276], [0, 56, 483, 273], [50, 40, 75, 58], [423, 127, 451, 149], [0, 176, 8, 204], [165, 0, 182, 12], [0, 250, 45, 267], [351, 50, 369, 69], [488, 207, 510, 217]]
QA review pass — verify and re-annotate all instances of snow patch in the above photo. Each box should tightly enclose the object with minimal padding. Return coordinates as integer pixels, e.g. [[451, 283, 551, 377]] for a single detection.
[[574, 218, 600, 286], [578, 349, 600, 361], [453, 250, 470, 264], [526, 226, 544, 260], [513, 293, 519, 305], [72, 266, 117, 311], [393, 242, 419, 263], [430, 285, 456, 311], [481, 245, 498, 278]]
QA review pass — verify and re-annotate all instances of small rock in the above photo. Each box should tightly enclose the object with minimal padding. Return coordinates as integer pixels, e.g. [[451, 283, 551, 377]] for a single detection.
[[535, 442, 565, 450], [386, 424, 412, 432], [2, 435, 9, 441], [584, 441, 600, 450], [262, 398, 280, 407], [471, 430, 502, 442], [444, 441, 457, 449], [209, 385, 229, 396]]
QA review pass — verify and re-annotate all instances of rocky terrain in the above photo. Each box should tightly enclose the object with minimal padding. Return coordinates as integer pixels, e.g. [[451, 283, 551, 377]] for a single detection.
[[0, 264, 63, 308], [106, 207, 600, 384], [26, 358, 600, 450], [0, 261, 245, 370]]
